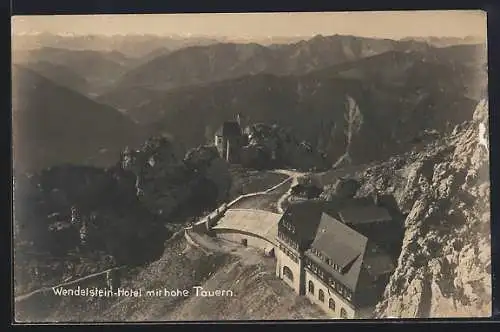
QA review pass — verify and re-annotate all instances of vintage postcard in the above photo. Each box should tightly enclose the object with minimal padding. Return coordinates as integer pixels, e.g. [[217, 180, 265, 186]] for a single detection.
[[11, 10, 490, 323]]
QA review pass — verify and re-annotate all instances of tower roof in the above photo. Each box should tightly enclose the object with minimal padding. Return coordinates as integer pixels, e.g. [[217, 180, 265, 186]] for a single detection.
[[215, 121, 241, 137], [279, 201, 324, 247]]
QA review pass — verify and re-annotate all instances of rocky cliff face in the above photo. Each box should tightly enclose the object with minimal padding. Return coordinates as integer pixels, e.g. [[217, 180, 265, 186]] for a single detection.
[[352, 99, 490, 318], [240, 123, 330, 171], [119, 137, 231, 220]]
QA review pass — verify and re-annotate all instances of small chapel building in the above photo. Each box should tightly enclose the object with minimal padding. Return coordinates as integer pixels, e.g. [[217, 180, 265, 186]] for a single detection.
[[214, 115, 245, 163]]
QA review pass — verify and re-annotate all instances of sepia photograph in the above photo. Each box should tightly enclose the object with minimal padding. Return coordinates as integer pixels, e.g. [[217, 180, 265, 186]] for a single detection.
[[11, 10, 490, 322]]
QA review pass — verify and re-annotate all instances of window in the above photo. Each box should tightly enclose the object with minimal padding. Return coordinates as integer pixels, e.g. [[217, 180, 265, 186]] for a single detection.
[[318, 289, 325, 302], [329, 298, 336, 311], [340, 308, 348, 319], [283, 266, 294, 282], [308, 280, 315, 294]]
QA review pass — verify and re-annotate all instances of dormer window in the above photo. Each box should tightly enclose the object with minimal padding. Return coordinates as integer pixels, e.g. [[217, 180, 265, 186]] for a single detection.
[[330, 278, 337, 289], [314, 249, 324, 260]]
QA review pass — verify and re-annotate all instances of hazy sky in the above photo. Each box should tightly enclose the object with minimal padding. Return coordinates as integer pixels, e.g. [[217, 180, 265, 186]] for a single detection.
[[12, 11, 487, 39]]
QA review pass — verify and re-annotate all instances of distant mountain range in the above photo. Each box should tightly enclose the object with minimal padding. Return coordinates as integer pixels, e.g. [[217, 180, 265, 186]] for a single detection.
[[12, 47, 137, 96], [12, 65, 146, 173], [400, 35, 485, 47], [101, 35, 432, 96], [12, 33, 221, 57], [107, 43, 484, 166], [11, 33, 487, 170], [14, 60, 91, 95]]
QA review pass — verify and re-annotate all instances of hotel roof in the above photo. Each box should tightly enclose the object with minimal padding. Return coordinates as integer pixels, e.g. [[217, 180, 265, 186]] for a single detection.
[[306, 213, 368, 291], [280, 201, 325, 246], [338, 204, 392, 225], [213, 209, 281, 245]]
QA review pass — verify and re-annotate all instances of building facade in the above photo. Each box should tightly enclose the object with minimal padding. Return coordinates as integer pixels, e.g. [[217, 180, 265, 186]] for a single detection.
[[275, 228, 303, 294], [275, 202, 324, 295], [275, 201, 395, 319]]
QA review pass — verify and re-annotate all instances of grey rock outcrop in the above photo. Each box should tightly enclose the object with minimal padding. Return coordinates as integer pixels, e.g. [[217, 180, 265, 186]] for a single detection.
[[240, 123, 329, 171], [119, 136, 231, 218], [369, 99, 490, 318]]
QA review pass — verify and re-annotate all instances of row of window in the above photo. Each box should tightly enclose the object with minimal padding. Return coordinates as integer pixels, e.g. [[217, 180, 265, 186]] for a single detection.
[[279, 244, 299, 263], [278, 231, 299, 251], [305, 259, 353, 301], [310, 247, 342, 272], [307, 260, 325, 279], [335, 283, 353, 301], [308, 281, 348, 319]]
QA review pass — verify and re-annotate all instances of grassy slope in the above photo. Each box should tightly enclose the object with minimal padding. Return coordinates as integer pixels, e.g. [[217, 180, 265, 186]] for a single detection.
[[229, 167, 289, 201], [17, 232, 328, 322]]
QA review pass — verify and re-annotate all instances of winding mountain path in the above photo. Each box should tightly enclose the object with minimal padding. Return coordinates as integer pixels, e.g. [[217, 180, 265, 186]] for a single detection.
[[228, 169, 305, 213]]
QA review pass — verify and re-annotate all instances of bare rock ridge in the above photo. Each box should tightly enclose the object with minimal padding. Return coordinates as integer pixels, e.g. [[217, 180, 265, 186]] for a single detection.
[[349, 99, 490, 318], [240, 122, 330, 171]]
